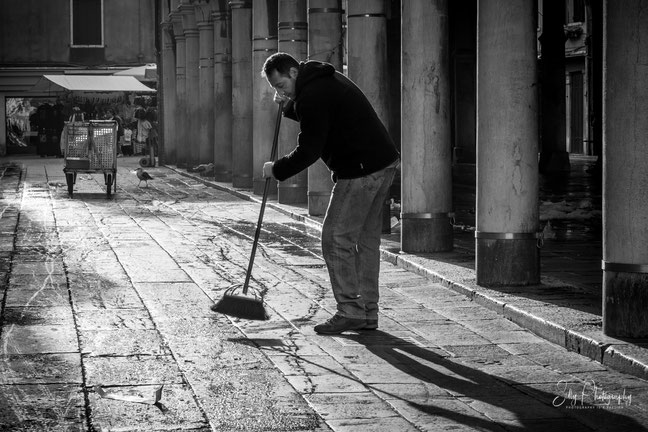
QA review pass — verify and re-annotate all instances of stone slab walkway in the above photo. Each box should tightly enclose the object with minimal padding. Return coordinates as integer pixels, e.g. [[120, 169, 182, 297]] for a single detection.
[[0, 155, 646, 431]]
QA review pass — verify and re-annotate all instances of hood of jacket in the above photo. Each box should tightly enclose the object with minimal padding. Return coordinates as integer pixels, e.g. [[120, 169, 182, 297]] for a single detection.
[[294, 61, 336, 99]]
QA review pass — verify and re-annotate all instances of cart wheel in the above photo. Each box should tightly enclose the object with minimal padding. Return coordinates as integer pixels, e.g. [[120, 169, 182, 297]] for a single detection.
[[105, 174, 113, 197], [65, 173, 74, 197], [139, 157, 149, 167]]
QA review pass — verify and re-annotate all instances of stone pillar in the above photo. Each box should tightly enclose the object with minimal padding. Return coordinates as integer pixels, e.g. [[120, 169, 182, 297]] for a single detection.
[[171, 11, 187, 168], [252, 0, 279, 196], [211, 3, 233, 182], [401, 0, 453, 252], [347, 0, 392, 233], [196, 1, 215, 169], [538, 0, 570, 173], [346, 0, 390, 129], [602, 0, 648, 338], [277, 0, 308, 204], [305, 0, 340, 215], [181, 1, 200, 171], [161, 19, 177, 165], [230, 0, 254, 188], [0, 95, 6, 156], [476, 0, 540, 286]]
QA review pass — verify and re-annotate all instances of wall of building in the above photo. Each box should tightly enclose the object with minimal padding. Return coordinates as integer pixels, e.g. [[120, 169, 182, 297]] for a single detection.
[[0, 0, 156, 66], [0, 0, 70, 64], [103, 0, 157, 64]]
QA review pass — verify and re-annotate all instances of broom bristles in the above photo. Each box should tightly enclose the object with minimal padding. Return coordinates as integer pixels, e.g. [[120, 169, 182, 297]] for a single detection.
[[212, 291, 270, 321]]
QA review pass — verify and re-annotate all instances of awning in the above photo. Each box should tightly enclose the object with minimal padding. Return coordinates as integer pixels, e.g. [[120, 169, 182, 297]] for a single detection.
[[113, 64, 157, 82], [31, 74, 156, 93]]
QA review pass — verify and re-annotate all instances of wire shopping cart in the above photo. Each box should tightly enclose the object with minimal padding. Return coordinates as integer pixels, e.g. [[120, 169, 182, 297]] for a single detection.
[[62, 120, 118, 198]]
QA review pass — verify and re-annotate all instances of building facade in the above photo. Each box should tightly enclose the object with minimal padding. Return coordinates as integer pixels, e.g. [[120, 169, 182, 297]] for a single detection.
[[0, 0, 157, 155]]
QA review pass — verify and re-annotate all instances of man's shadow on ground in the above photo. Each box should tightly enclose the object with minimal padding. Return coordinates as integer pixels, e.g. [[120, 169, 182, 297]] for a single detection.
[[248, 330, 646, 432], [339, 330, 646, 431]]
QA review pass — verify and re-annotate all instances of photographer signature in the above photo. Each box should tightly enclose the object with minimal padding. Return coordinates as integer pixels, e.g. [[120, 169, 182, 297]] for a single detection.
[[553, 379, 633, 409]]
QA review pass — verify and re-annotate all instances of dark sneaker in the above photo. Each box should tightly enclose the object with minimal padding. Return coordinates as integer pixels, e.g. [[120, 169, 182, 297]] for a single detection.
[[314, 314, 366, 335], [363, 319, 378, 330]]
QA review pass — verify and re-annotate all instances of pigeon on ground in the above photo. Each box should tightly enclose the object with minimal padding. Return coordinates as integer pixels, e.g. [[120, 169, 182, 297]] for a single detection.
[[136, 168, 153, 187]]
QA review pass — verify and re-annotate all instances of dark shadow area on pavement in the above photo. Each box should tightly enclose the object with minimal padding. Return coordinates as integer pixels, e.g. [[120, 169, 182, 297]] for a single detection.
[[240, 330, 647, 432], [343, 330, 644, 432]]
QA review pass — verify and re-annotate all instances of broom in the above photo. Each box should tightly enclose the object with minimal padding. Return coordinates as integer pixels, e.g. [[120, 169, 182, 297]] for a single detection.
[[211, 101, 284, 320]]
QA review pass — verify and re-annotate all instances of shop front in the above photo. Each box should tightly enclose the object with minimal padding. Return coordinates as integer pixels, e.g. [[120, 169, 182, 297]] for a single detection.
[[4, 74, 155, 157]]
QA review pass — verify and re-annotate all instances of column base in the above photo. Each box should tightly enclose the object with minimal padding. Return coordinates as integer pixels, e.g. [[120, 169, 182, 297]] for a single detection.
[[186, 158, 200, 172], [308, 193, 330, 217], [401, 218, 453, 253], [476, 238, 539, 286], [232, 174, 252, 189], [381, 201, 391, 234], [164, 152, 176, 165], [253, 178, 277, 197], [278, 184, 307, 204], [213, 170, 232, 183], [603, 271, 648, 338]]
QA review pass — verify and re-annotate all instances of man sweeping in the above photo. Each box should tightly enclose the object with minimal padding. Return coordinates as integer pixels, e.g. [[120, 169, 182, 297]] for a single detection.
[[261, 53, 400, 335]]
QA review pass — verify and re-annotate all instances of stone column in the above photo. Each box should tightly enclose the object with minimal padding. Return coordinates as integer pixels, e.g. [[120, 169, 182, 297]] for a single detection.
[[196, 1, 215, 169], [211, 3, 233, 182], [161, 19, 177, 165], [346, 0, 390, 129], [602, 0, 648, 338], [181, 1, 200, 170], [0, 97, 5, 156], [401, 0, 453, 253], [171, 11, 187, 168], [276, 0, 308, 204], [230, 0, 254, 188], [476, 0, 540, 286], [347, 0, 392, 232], [252, 0, 279, 196], [305, 1, 340, 215]]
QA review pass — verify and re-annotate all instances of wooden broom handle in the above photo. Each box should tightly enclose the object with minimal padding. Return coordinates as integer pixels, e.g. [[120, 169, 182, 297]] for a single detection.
[[242, 101, 284, 294]]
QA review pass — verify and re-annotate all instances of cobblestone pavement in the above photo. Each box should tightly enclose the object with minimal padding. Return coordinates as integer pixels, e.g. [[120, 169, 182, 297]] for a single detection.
[[1, 156, 647, 431]]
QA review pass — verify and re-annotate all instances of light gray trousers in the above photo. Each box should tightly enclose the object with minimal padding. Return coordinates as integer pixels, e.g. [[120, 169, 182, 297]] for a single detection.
[[321, 161, 398, 319]]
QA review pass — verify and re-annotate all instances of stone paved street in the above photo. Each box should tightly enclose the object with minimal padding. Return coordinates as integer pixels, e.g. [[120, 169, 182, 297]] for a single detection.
[[1, 156, 647, 431]]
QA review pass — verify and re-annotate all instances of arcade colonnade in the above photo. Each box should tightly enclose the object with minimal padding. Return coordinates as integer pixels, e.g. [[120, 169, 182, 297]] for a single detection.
[[158, 0, 648, 339]]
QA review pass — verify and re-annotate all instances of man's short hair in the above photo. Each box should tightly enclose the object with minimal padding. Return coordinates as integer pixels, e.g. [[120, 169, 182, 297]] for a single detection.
[[262, 52, 299, 77]]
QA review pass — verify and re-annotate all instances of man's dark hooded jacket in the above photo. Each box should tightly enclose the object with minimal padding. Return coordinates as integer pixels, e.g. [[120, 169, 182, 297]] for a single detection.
[[272, 61, 399, 182]]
